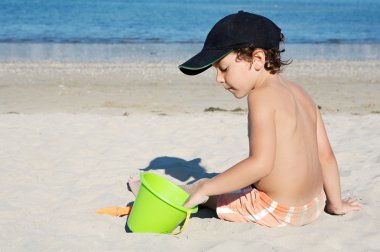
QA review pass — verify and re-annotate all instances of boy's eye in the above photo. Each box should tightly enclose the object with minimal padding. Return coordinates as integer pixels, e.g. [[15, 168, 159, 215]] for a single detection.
[[220, 67, 228, 72]]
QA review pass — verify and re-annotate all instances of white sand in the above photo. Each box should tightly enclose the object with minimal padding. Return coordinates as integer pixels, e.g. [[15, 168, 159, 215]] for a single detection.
[[0, 61, 379, 251]]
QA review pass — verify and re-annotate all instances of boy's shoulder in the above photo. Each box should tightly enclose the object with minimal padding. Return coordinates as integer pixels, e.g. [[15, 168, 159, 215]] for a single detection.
[[248, 78, 316, 114], [247, 86, 278, 118], [247, 81, 281, 109]]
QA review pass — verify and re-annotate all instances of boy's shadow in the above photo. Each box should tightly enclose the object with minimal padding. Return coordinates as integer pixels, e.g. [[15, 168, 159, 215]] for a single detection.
[[125, 156, 218, 233], [139, 156, 218, 184]]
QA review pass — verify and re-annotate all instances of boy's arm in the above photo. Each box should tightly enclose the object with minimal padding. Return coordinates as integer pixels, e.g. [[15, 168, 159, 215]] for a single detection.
[[184, 93, 276, 207], [316, 110, 362, 215]]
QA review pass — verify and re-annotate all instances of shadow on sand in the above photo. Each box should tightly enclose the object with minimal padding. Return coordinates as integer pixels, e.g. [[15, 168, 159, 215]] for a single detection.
[[139, 156, 218, 184]]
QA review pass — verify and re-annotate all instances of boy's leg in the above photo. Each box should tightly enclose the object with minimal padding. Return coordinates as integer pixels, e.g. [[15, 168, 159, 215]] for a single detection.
[[127, 176, 141, 197]]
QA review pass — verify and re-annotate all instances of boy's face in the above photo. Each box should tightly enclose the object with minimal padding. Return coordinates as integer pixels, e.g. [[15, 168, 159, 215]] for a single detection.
[[213, 52, 259, 99]]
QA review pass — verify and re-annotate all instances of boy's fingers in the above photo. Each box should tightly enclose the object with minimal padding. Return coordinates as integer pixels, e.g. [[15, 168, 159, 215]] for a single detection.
[[348, 198, 360, 204], [349, 200, 363, 207], [344, 198, 362, 206], [352, 202, 363, 208], [350, 206, 362, 211], [347, 203, 363, 212]]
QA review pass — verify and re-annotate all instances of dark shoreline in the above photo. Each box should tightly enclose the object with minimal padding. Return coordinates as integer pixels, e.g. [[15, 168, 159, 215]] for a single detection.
[[0, 42, 380, 62]]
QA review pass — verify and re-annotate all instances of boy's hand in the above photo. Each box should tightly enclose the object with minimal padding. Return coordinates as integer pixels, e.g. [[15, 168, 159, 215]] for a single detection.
[[326, 198, 363, 215], [183, 193, 209, 209], [183, 179, 209, 208]]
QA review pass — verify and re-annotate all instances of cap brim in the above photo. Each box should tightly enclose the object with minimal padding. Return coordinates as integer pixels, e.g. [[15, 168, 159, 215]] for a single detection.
[[178, 48, 233, 75]]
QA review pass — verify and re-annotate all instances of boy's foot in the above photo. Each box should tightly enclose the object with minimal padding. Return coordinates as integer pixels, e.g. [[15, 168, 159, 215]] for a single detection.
[[127, 175, 141, 197]]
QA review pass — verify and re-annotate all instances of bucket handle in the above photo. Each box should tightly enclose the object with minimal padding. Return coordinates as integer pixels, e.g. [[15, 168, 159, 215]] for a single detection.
[[172, 211, 191, 235]]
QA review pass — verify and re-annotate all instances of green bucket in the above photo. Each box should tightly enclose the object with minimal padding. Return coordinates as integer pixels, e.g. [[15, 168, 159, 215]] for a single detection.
[[127, 172, 198, 234]]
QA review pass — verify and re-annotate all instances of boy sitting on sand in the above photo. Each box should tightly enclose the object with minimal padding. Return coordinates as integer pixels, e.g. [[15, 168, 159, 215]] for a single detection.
[[129, 11, 361, 227]]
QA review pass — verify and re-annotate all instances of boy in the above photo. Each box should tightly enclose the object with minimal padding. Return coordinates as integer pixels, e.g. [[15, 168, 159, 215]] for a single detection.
[[128, 11, 361, 227], [177, 11, 362, 227]]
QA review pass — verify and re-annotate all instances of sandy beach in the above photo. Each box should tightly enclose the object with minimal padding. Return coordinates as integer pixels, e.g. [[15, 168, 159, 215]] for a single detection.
[[1, 60, 380, 251]]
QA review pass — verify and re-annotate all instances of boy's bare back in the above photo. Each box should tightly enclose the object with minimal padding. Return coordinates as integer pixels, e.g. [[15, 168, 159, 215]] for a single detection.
[[249, 76, 323, 206], [179, 11, 361, 222]]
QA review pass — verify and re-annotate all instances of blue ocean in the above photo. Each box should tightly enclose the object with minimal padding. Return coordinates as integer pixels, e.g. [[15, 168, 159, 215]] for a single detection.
[[0, 0, 379, 61]]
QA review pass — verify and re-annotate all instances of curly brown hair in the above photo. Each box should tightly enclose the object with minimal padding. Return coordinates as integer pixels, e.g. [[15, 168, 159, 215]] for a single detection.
[[235, 34, 292, 74]]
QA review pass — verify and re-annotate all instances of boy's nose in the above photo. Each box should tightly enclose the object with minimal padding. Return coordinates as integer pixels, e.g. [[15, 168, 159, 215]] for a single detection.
[[216, 72, 225, 84]]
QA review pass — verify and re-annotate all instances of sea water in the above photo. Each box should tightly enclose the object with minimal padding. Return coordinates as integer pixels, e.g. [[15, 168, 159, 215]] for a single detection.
[[0, 0, 379, 61]]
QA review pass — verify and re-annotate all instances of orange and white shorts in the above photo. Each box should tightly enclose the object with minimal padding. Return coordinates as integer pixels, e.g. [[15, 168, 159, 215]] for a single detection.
[[216, 186, 325, 227]]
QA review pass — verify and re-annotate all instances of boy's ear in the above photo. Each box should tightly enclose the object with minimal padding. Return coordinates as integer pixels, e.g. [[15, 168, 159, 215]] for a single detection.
[[251, 49, 266, 70]]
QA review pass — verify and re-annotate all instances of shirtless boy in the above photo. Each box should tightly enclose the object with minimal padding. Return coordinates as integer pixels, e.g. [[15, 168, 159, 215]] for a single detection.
[[130, 11, 361, 227]]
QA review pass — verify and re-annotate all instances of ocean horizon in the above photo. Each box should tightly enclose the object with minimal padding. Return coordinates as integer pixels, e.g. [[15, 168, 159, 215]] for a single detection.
[[1, 0, 379, 44]]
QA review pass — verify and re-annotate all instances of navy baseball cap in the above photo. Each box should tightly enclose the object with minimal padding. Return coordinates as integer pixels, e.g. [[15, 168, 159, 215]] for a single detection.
[[179, 11, 282, 75]]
